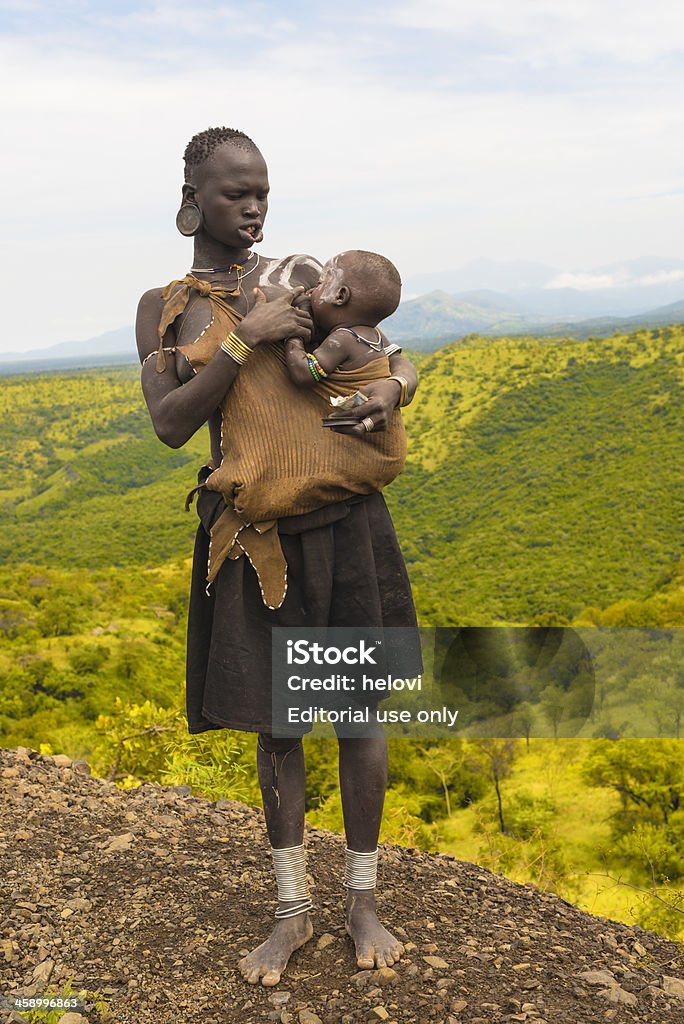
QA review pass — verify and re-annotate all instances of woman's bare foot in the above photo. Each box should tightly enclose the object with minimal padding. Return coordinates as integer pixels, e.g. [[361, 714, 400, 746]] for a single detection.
[[238, 910, 313, 986], [345, 889, 404, 970]]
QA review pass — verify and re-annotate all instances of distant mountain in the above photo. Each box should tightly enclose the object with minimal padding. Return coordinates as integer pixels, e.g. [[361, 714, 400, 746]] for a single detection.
[[385, 290, 684, 350], [383, 289, 535, 348], [404, 257, 684, 319], [0, 327, 135, 372], [4, 270, 684, 369], [514, 297, 684, 341]]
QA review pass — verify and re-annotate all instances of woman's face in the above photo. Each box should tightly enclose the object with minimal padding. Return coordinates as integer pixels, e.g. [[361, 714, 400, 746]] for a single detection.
[[192, 145, 269, 249]]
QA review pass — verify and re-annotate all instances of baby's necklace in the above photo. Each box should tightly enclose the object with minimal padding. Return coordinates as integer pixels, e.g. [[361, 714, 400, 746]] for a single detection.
[[338, 325, 384, 352]]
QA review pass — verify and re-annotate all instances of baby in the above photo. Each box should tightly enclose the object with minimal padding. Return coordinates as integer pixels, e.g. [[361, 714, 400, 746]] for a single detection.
[[284, 250, 403, 421]]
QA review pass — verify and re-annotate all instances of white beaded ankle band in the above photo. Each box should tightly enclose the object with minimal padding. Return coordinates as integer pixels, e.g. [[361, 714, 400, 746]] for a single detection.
[[271, 844, 313, 919], [344, 847, 378, 890]]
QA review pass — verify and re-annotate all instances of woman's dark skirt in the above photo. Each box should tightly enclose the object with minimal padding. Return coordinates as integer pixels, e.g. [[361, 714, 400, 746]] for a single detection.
[[186, 479, 420, 735]]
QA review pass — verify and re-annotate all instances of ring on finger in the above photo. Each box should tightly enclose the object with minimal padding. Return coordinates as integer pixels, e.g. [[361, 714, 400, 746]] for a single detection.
[[362, 416, 374, 432]]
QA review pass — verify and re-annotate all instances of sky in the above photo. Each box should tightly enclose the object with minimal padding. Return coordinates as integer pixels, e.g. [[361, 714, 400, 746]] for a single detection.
[[1, 0, 683, 352]]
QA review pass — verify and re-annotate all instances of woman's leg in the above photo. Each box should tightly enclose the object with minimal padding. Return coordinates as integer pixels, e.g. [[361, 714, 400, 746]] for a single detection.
[[337, 721, 405, 970], [238, 733, 313, 985]]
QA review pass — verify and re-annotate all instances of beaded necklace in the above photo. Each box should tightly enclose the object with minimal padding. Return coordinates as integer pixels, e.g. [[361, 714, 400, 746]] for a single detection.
[[190, 251, 257, 274], [188, 253, 260, 300]]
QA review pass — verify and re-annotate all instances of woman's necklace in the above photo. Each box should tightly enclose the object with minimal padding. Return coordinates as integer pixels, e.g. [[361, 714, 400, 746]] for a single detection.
[[189, 252, 260, 301], [190, 251, 258, 275]]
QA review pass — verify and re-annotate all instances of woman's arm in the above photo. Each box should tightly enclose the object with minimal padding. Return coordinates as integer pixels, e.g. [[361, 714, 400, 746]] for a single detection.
[[136, 286, 312, 449], [327, 353, 418, 436]]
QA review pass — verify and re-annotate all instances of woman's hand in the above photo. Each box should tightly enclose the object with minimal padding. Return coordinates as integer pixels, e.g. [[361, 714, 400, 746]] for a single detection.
[[236, 287, 313, 347], [327, 378, 402, 435]]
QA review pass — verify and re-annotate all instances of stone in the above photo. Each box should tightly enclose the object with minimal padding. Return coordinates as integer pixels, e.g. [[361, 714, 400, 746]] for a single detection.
[[316, 933, 336, 950], [32, 959, 55, 983], [577, 969, 616, 987], [52, 755, 73, 768], [371, 1008, 390, 1021], [351, 970, 373, 988], [72, 761, 91, 775], [375, 967, 399, 986], [268, 991, 291, 1007], [100, 832, 135, 853], [55, 1015, 86, 1024], [423, 955, 449, 969], [597, 987, 637, 1007], [66, 897, 91, 912], [298, 1011, 323, 1024], [662, 976, 684, 1001], [450, 999, 468, 1012]]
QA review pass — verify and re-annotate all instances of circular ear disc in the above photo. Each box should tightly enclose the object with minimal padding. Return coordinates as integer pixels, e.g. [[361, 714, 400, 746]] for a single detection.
[[175, 202, 202, 236]]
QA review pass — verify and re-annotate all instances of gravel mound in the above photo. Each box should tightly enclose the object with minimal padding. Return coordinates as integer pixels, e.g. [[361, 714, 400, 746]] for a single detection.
[[1, 747, 683, 1024]]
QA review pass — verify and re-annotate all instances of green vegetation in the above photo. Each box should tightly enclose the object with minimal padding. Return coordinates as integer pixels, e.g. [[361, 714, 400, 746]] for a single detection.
[[391, 326, 683, 623], [9, 977, 110, 1023], [0, 366, 206, 566], [1, 327, 683, 938]]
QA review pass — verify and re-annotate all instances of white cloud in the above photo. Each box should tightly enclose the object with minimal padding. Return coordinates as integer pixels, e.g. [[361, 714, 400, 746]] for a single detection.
[[545, 271, 628, 291], [546, 267, 684, 291], [1, 2, 683, 351], [389, 0, 684, 64], [640, 269, 684, 286]]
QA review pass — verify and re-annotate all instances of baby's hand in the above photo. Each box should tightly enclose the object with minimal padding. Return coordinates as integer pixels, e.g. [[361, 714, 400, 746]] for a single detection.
[[291, 288, 313, 317]]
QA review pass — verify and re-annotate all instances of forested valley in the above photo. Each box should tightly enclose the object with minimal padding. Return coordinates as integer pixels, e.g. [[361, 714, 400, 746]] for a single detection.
[[2, 326, 683, 938]]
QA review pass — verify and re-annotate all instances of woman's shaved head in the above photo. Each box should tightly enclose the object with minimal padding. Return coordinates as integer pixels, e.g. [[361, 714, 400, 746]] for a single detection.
[[183, 126, 259, 183]]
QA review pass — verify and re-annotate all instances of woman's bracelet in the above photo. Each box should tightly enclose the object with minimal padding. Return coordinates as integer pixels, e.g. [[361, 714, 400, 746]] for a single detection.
[[220, 331, 253, 365], [387, 374, 410, 407]]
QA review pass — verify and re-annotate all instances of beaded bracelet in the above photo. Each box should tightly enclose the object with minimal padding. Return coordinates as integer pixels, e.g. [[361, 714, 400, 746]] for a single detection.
[[306, 353, 328, 381], [220, 331, 252, 365]]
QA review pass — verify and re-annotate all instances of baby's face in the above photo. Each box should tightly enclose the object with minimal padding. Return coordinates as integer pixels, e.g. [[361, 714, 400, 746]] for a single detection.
[[309, 253, 348, 329]]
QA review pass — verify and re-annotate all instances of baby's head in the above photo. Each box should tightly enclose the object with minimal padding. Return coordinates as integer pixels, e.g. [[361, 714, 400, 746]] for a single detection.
[[309, 250, 401, 333]]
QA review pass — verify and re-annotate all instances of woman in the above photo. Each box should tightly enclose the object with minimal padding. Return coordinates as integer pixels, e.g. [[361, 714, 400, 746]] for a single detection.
[[136, 126, 419, 986]]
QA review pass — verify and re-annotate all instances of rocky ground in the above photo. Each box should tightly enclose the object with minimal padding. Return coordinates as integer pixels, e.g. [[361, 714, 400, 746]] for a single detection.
[[1, 747, 684, 1024]]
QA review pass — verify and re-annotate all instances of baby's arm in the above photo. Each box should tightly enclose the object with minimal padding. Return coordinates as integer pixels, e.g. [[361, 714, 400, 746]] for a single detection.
[[284, 329, 357, 387]]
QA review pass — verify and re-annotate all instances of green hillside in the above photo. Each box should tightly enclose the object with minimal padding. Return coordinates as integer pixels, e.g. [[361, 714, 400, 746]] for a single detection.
[[0, 366, 207, 566], [2, 334, 684, 940], [390, 326, 683, 623], [3, 329, 682, 626]]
